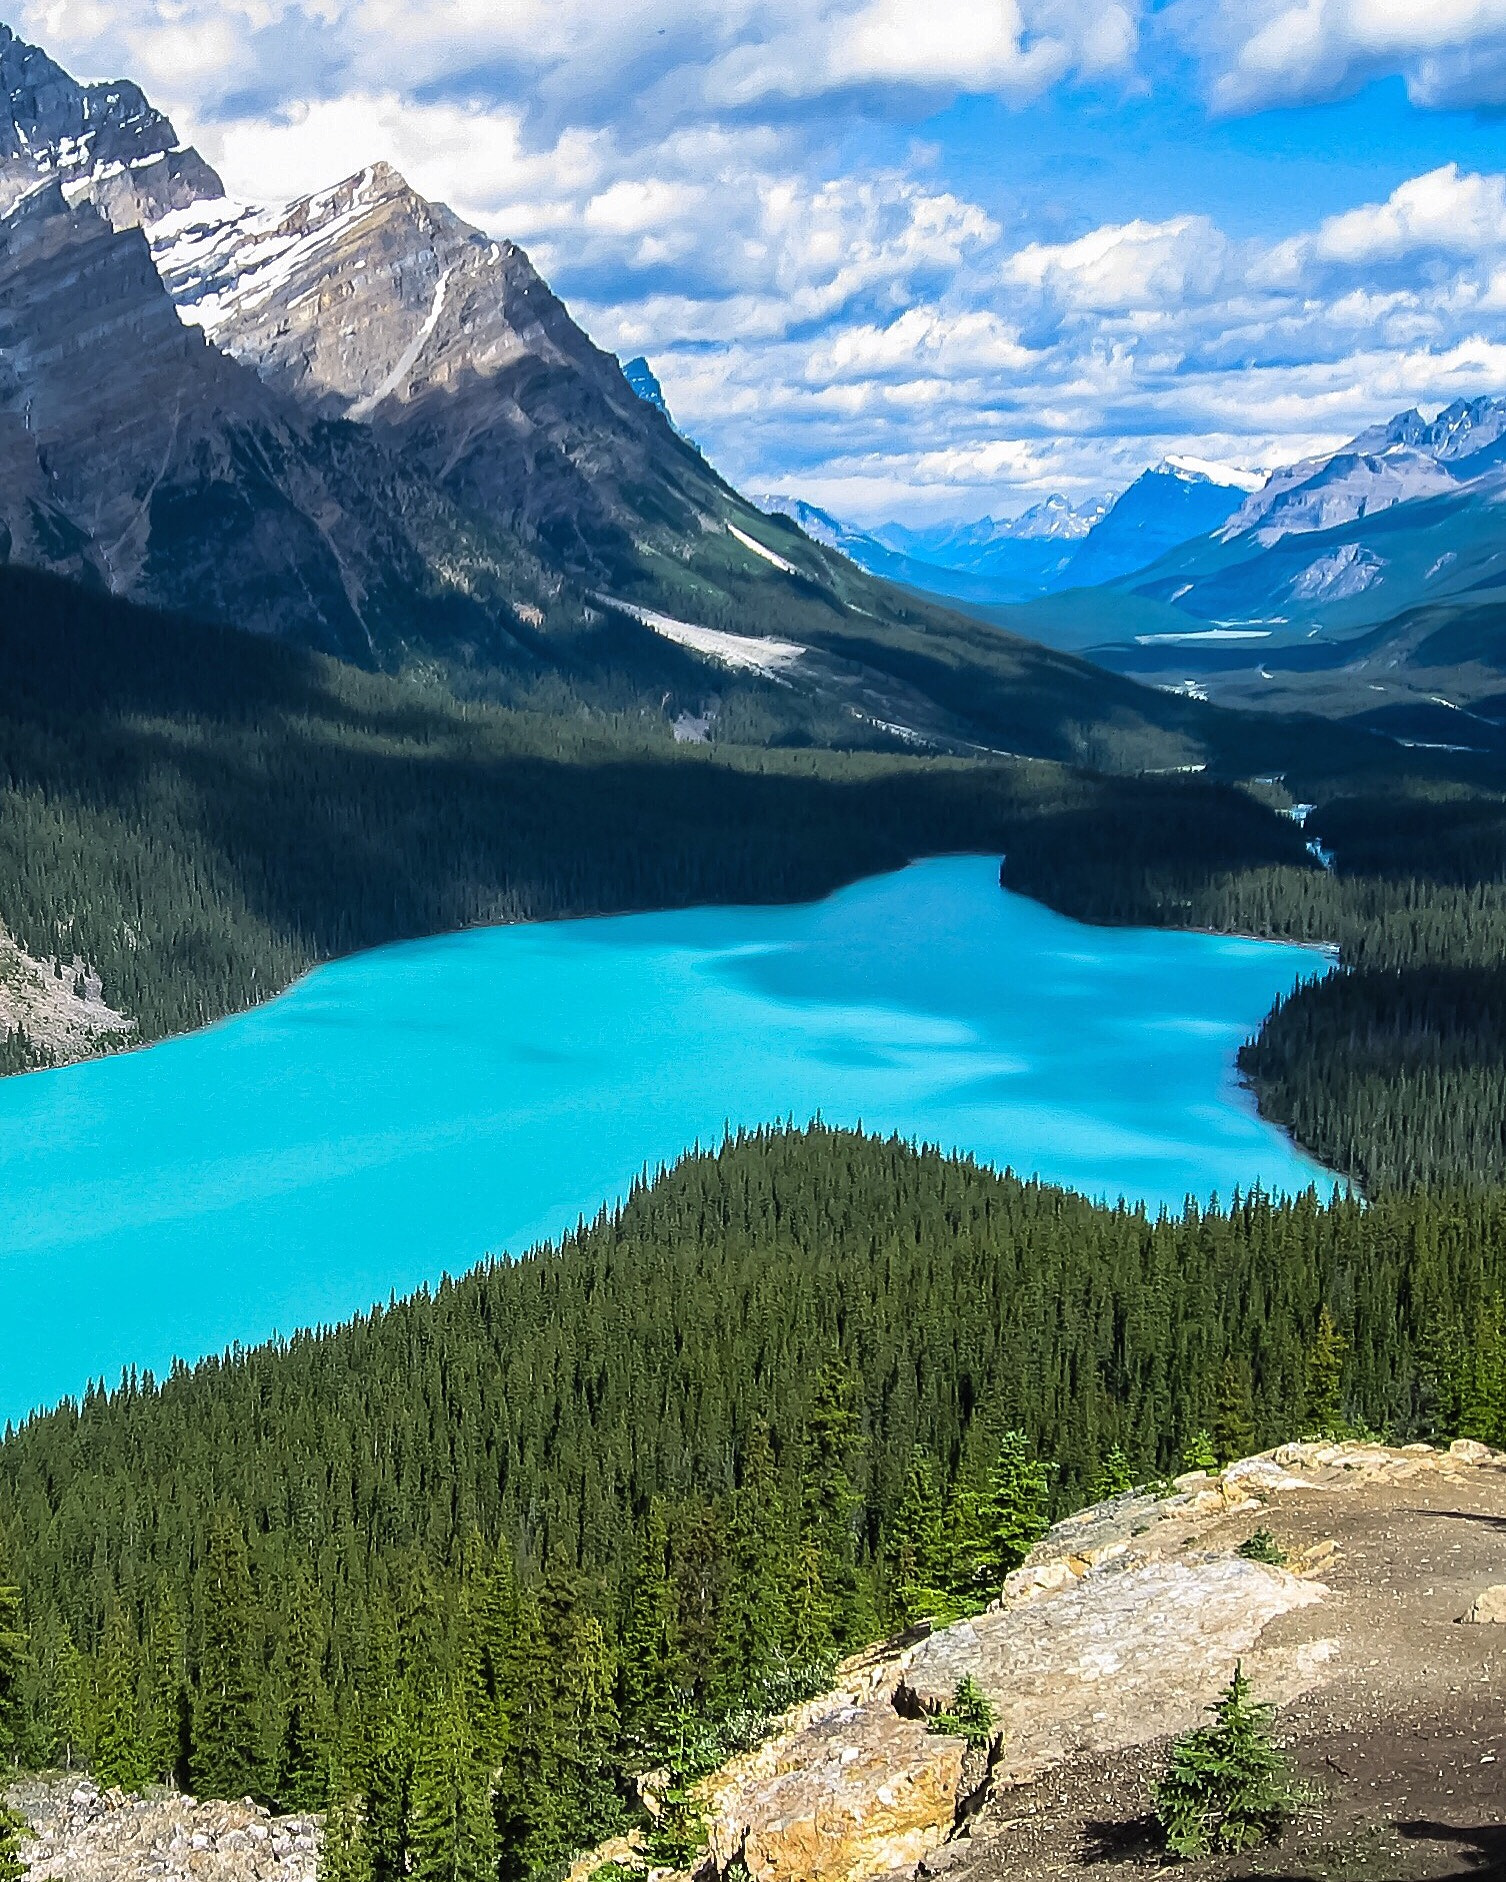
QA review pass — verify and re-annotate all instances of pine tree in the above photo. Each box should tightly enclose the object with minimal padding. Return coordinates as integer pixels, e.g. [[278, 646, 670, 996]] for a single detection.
[[714, 1419, 789, 1705], [800, 1360, 865, 1649], [363, 1693, 415, 1882], [408, 1689, 497, 1882], [1155, 1662, 1296, 1857], [1087, 1446, 1135, 1504], [0, 1805, 28, 1882], [191, 1509, 262, 1799], [617, 1501, 678, 1754], [142, 1587, 188, 1789], [1181, 1430, 1218, 1472], [784, 1530, 834, 1677], [0, 1566, 26, 1763], [319, 1793, 374, 1882], [886, 1448, 950, 1625], [1303, 1307, 1348, 1438], [553, 1611, 621, 1853], [494, 1587, 563, 1882], [1210, 1359, 1257, 1465], [276, 1566, 332, 1811], [979, 1432, 1054, 1584], [92, 1603, 148, 1791]]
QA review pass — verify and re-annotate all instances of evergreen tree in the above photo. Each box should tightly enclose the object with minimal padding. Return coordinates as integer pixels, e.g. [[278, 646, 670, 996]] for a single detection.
[[363, 1690, 415, 1882], [275, 1566, 332, 1811], [0, 1568, 26, 1763], [1303, 1307, 1348, 1438], [800, 1360, 865, 1646], [1210, 1359, 1257, 1465], [553, 1612, 621, 1851], [191, 1509, 262, 1800], [91, 1603, 148, 1791], [1087, 1446, 1135, 1504], [142, 1587, 188, 1788], [617, 1502, 677, 1754], [408, 1689, 497, 1882], [319, 1794, 373, 1882], [0, 1805, 27, 1882], [978, 1432, 1054, 1584], [1155, 1663, 1296, 1857], [886, 1449, 949, 1624], [714, 1420, 789, 1704], [784, 1531, 834, 1677]]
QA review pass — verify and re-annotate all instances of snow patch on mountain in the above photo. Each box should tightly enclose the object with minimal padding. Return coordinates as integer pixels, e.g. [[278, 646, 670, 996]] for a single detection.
[[1158, 455, 1265, 492], [728, 523, 798, 574], [595, 595, 805, 675], [147, 172, 399, 340], [348, 266, 452, 420]]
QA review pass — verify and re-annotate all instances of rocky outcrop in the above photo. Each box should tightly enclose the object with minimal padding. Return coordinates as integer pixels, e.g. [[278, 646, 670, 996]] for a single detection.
[[0, 925, 132, 1062], [11, 1776, 318, 1881], [683, 1437, 1506, 1882], [1461, 1584, 1506, 1623]]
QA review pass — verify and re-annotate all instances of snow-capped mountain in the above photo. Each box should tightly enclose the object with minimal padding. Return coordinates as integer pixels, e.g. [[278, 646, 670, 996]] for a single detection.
[[1220, 397, 1506, 545], [0, 22, 746, 662], [1062, 460, 1258, 589], [146, 164, 711, 561], [875, 494, 1110, 572], [755, 494, 1048, 605], [767, 460, 1258, 609]]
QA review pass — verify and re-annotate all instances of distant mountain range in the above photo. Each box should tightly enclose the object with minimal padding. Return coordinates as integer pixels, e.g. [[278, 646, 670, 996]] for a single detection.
[[983, 396, 1506, 738], [757, 459, 1258, 608]]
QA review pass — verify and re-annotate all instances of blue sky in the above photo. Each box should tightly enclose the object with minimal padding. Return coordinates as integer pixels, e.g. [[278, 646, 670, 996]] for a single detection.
[[22, 0, 1506, 521]]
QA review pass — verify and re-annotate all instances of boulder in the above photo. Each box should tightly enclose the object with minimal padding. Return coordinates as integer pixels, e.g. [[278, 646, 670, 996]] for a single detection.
[[1461, 1585, 1506, 1624], [706, 1699, 965, 1882]]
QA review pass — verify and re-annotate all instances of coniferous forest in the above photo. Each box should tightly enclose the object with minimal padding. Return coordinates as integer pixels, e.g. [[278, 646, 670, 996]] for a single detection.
[[1, 1126, 1505, 1878]]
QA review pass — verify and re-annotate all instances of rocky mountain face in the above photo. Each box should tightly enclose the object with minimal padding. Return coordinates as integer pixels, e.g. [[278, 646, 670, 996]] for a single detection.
[[0, 22, 219, 225], [0, 22, 735, 673], [0, 172, 551, 664], [1220, 395, 1506, 546], [148, 164, 722, 571]]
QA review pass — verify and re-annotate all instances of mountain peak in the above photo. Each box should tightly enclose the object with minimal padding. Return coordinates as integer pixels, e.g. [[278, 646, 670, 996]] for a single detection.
[[0, 19, 221, 225], [1155, 454, 1265, 493], [622, 355, 670, 418]]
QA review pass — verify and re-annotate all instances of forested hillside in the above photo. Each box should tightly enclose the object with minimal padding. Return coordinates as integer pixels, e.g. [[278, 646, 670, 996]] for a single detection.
[[1002, 765, 1506, 1189], [0, 563, 1312, 1068], [0, 1126, 1500, 1878]]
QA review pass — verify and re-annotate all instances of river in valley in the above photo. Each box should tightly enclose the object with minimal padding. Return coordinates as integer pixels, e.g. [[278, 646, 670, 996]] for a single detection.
[[0, 857, 1335, 1421]]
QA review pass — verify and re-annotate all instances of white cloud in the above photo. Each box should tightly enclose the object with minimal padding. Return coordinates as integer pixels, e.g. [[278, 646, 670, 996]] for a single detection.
[[1308, 165, 1506, 267], [1166, 0, 1506, 110], [20, 2, 1506, 522], [1003, 216, 1230, 312]]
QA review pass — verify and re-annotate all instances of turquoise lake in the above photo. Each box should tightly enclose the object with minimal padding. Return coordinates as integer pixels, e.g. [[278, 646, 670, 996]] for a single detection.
[[0, 857, 1335, 1422]]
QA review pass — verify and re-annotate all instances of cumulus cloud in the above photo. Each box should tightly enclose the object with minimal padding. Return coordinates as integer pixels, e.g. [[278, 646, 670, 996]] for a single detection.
[[1165, 0, 1506, 111], [15, 0, 1143, 131]]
